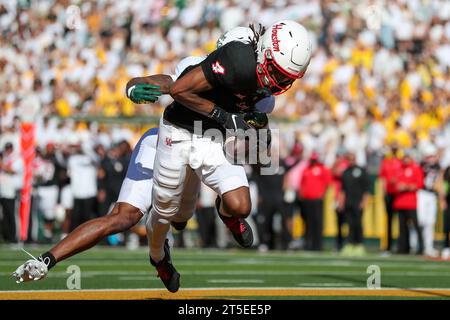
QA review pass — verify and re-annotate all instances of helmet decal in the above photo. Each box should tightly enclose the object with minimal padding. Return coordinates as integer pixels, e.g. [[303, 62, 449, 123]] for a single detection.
[[271, 23, 284, 52]]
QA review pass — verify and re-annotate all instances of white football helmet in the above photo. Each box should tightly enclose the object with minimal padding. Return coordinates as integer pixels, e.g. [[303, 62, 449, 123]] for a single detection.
[[256, 20, 312, 95], [216, 26, 254, 48]]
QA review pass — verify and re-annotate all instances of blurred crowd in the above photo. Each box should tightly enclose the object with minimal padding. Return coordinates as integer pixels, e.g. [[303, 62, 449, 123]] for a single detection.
[[1, 0, 450, 254], [0, 0, 449, 162], [0, 119, 135, 244], [255, 140, 450, 258]]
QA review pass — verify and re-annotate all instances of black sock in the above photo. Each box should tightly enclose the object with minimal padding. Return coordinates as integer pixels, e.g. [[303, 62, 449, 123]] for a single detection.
[[40, 252, 57, 270]]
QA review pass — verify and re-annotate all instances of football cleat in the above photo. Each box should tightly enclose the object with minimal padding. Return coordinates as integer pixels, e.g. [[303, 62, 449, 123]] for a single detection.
[[12, 249, 49, 283], [150, 239, 180, 293], [216, 196, 254, 248]]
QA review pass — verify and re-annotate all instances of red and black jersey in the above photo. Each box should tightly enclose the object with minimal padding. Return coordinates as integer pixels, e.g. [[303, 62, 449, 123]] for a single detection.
[[164, 41, 269, 134], [379, 157, 402, 195], [393, 162, 424, 210], [298, 162, 332, 200]]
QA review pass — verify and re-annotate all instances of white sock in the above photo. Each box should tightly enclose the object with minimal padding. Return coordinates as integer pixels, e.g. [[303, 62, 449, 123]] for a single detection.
[[146, 210, 170, 263]]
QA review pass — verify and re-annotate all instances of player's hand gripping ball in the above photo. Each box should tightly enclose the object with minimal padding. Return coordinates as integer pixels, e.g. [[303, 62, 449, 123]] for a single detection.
[[223, 111, 269, 163], [244, 111, 269, 129]]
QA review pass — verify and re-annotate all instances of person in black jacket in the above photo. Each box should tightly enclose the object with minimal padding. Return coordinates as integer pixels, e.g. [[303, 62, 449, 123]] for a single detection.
[[97, 143, 129, 217], [442, 166, 450, 258], [340, 152, 370, 256], [253, 155, 300, 252]]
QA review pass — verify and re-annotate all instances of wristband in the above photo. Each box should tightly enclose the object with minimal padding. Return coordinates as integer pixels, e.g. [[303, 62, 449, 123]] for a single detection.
[[208, 105, 229, 126], [126, 85, 136, 98]]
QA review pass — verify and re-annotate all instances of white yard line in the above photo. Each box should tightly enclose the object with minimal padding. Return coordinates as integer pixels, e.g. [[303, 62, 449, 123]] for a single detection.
[[2, 287, 450, 293], [118, 277, 161, 281], [2, 270, 450, 276], [1, 260, 447, 269], [207, 279, 265, 283], [298, 283, 355, 287]]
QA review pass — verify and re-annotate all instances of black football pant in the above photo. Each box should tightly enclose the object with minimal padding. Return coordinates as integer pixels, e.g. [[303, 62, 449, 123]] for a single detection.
[[196, 207, 217, 248], [302, 199, 324, 251], [398, 209, 423, 254], [70, 197, 97, 232], [336, 208, 345, 250], [257, 197, 291, 250], [0, 197, 16, 243], [384, 194, 396, 251], [445, 197, 450, 248], [344, 205, 363, 245]]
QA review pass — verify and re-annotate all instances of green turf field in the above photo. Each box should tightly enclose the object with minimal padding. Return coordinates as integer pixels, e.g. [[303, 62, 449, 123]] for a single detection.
[[1, 244, 450, 299]]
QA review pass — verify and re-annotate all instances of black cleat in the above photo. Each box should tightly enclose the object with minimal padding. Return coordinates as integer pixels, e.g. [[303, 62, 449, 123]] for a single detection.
[[150, 239, 180, 293], [216, 196, 253, 248], [170, 220, 187, 231]]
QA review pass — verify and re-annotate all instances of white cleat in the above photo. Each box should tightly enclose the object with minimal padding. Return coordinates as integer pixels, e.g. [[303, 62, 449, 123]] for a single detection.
[[12, 249, 49, 283]]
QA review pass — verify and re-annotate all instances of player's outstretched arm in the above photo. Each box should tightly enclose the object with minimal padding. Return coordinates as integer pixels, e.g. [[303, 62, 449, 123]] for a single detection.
[[125, 74, 174, 104]]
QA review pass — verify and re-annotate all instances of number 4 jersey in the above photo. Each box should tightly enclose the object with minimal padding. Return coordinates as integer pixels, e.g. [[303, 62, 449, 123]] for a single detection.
[[164, 41, 271, 134]]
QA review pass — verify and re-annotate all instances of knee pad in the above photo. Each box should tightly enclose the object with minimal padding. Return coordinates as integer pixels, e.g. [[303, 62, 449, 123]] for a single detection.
[[152, 182, 179, 218], [152, 162, 187, 218]]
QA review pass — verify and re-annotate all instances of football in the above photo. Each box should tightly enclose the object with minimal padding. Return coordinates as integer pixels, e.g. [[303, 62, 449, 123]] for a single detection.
[[223, 112, 269, 163]]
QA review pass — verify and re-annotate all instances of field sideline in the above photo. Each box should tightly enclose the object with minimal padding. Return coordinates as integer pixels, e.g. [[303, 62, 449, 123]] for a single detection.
[[1, 245, 450, 300]]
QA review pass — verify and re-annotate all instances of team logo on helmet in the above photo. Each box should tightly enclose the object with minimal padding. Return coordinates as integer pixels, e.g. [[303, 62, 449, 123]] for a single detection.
[[271, 23, 283, 52]]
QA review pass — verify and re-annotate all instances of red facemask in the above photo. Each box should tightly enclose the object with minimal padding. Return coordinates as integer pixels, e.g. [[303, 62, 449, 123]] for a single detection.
[[256, 49, 305, 95]]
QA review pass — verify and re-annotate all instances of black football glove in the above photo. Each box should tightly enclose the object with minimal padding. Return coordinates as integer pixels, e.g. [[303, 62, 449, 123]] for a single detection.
[[209, 106, 251, 131], [244, 111, 269, 129]]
